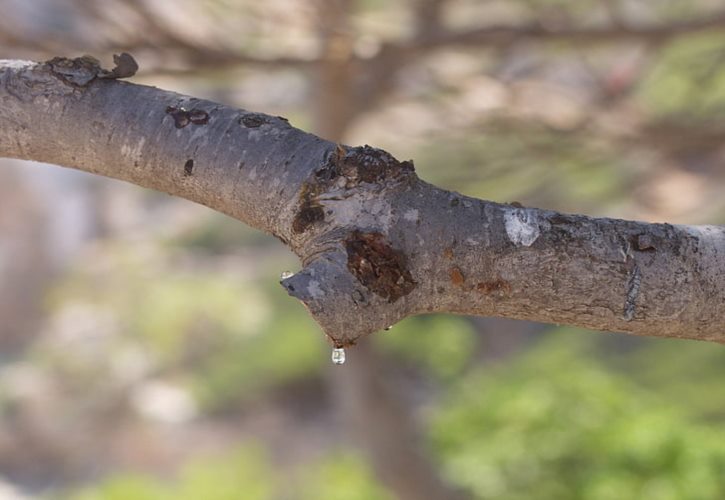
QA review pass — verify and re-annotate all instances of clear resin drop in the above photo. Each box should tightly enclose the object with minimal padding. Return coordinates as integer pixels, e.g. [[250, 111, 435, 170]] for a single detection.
[[331, 347, 346, 365], [279, 270, 294, 281]]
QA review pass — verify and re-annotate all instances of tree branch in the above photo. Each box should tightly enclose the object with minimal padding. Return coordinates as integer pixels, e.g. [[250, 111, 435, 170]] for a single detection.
[[395, 10, 725, 54], [1, 57, 723, 347]]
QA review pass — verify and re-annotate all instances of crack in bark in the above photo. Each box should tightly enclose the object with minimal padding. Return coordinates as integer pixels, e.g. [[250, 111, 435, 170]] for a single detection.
[[623, 258, 642, 321]]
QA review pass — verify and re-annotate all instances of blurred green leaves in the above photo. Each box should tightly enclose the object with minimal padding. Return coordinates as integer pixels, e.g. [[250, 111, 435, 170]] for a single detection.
[[414, 123, 633, 214], [69, 448, 274, 500], [67, 448, 393, 500], [430, 335, 725, 500], [377, 315, 476, 380], [641, 34, 725, 119], [297, 453, 395, 500], [45, 239, 323, 413]]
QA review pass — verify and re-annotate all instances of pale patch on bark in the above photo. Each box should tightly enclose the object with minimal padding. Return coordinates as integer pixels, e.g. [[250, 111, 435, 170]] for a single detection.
[[403, 209, 419, 222], [121, 137, 145, 161], [324, 194, 393, 231], [307, 280, 325, 299], [504, 209, 541, 246]]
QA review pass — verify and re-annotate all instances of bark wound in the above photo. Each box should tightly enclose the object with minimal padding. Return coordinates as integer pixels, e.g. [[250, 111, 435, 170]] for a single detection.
[[184, 159, 194, 176], [240, 113, 268, 128], [450, 267, 465, 285], [292, 182, 325, 234], [345, 231, 416, 303], [633, 234, 657, 251], [45, 52, 138, 87], [315, 144, 414, 188], [477, 279, 511, 296], [165, 107, 209, 128], [292, 144, 415, 235]]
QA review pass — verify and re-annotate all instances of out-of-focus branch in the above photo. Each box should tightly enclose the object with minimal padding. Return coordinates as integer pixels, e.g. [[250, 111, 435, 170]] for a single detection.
[[408, 10, 725, 51]]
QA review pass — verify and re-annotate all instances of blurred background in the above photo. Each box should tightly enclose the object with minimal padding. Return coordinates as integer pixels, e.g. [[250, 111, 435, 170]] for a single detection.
[[1, 0, 725, 499]]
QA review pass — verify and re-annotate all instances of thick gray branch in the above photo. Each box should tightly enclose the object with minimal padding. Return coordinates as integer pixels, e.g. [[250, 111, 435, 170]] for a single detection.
[[1, 57, 723, 347]]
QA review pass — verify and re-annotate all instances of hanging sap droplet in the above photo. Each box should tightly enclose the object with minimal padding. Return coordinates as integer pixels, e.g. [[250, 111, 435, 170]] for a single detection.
[[279, 270, 294, 281], [331, 347, 346, 365]]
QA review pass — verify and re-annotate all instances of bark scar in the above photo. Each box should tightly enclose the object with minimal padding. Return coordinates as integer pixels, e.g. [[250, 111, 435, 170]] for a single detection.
[[291, 144, 415, 235], [165, 106, 209, 128], [45, 52, 138, 87], [345, 231, 416, 302], [623, 256, 641, 321]]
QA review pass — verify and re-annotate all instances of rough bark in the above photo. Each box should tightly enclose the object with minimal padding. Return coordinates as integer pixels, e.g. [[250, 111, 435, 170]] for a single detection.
[[1, 57, 724, 347]]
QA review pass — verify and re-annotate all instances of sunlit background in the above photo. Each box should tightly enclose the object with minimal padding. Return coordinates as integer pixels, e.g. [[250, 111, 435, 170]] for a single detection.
[[2, 1, 725, 499]]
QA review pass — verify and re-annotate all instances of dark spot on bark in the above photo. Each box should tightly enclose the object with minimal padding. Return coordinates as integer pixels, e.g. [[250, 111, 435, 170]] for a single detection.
[[345, 231, 416, 303], [549, 213, 573, 225], [166, 106, 208, 128], [633, 234, 656, 251], [509, 201, 524, 208], [477, 279, 511, 295], [240, 113, 268, 128], [238, 160, 245, 170], [291, 182, 326, 234], [166, 106, 189, 128], [450, 197, 460, 207], [188, 109, 209, 125], [184, 159, 194, 176], [450, 267, 465, 285], [292, 201, 324, 234], [277, 115, 289, 122]]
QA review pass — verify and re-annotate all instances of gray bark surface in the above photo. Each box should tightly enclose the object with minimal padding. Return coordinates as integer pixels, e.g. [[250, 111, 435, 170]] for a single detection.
[[1, 57, 723, 347]]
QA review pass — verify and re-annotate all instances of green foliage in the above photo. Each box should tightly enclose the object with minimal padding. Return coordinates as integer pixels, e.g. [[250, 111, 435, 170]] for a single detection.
[[46, 242, 324, 412], [68, 448, 273, 500], [66, 448, 394, 500], [298, 453, 395, 500], [614, 337, 725, 420], [641, 34, 725, 118], [430, 335, 725, 500], [167, 213, 276, 254], [415, 124, 632, 213], [376, 314, 476, 380], [69, 475, 168, 500]]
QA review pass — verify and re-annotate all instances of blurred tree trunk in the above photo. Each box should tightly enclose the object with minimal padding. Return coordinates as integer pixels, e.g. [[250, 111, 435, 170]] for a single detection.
[[313, 3, 466, 498], [0, 167, 53, 354], [331, 342, 467, 500]]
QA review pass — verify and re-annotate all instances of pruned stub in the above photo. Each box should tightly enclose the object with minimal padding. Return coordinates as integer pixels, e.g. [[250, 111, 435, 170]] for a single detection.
[[345, 231, 416, 302]]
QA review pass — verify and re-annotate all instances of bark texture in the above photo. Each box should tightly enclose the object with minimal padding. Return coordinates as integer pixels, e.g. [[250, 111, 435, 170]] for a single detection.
[[1, 57, 724, 346]]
